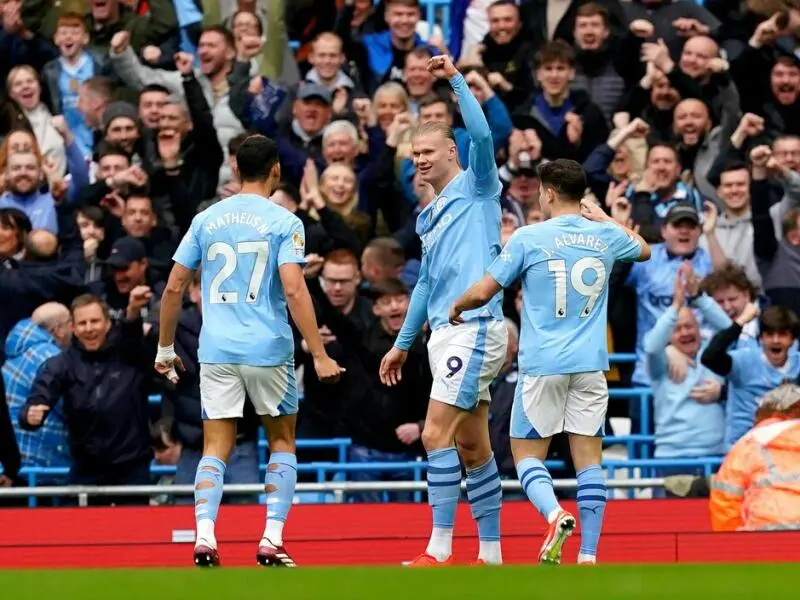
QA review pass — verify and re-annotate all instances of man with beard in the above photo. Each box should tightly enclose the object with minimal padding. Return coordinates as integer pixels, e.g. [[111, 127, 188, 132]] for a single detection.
[[109, 27, 246, 188], [513, 40, 609, 162], [571, 3, 626, 124], [703, 304, 800, 449], [478, 0, 536, 113], [102, 101, 143, 159], [0, 152, 57, 234], [622, 143, 704, 242], [669, 98, 725, 199], [732, 15, 800, 140]]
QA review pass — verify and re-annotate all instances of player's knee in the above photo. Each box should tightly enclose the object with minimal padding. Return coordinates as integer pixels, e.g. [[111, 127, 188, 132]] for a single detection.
[[456, 438, 490, 469], [421, 422, 451, 451]]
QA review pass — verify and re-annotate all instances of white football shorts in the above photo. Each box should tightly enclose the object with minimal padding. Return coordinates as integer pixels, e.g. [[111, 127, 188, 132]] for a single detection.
[[199, 363, 298, 420], [427, 319, 508, 411], [510, 371, 608, 439]]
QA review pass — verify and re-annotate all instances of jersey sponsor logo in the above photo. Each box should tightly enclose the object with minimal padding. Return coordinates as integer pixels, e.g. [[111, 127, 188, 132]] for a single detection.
[[419, 213, 453, 253], [291, 232, 305, 257], [647, 293, 675, 309]]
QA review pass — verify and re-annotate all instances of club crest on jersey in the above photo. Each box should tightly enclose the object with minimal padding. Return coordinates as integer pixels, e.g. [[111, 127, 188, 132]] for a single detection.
[[292, 232, 305, 257], [434, 196, 448, 214]]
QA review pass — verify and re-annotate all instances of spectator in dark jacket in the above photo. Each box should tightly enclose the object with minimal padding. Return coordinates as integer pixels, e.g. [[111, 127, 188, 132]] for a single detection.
[[0, 375, 22, 490], [20, 293, 154, 504]]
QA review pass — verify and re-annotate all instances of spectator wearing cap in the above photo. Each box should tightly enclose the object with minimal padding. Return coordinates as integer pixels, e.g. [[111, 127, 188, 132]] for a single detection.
[[711, 383, 800, 532], [273, 82, 333, 186], [3, 302, 73, 471], [703, 304, 800, 450], [611, 203, 724, 409], [19, 294, 155, 505], [90, 236, 164, 323], [109, 26, 248, 188]]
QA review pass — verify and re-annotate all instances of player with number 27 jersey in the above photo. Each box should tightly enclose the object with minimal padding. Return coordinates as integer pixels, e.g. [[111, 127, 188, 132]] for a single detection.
[[173, 194, 305, 368]]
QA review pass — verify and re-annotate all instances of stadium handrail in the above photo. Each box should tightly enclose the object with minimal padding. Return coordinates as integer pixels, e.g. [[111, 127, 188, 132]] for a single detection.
[[0, 477, 671, 507]]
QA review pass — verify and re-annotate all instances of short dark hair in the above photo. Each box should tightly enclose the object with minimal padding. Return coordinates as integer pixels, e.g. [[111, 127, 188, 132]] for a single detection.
[[488, 0, 520, 14], [701, 263, 757, 300], [0, 207, 31, 255], [719, 161, 749, 176], [96, 142, 131, 162], [235, 135, 279, 182], [760, 306, 800, 338], [274, 182, 300, 204], [535, 40, 575, 69], [77, 205, 105, 227], [576, 2, 609, 23], [419, 92, 451, 113], [536, 159, 587, 203], [201, 25, 236, 50], [70, 294, 110, 319], [139, 84, 171, 98], [370, 278, 409, 300], [228, 131, 253, 156], [408, 46, 433, 62]]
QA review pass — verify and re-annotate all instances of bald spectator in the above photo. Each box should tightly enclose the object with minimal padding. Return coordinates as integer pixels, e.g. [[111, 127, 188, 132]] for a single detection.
[[24, 230, 60, 261], [3, 302, 72, 470], [670, 98, 726, 200]]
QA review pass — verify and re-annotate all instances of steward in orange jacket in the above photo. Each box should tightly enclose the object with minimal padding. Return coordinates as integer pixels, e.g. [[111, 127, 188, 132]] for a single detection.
[[710, 384, 800, 531]]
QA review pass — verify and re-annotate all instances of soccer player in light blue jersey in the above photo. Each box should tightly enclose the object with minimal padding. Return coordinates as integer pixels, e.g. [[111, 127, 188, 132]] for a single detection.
[[154, 135, 344, 569], [379, 56, 508, 566], [451, 160, 651, 565]]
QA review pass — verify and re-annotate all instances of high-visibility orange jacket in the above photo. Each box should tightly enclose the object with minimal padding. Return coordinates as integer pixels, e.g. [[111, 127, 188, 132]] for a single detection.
[[710, 418, 800, 531]]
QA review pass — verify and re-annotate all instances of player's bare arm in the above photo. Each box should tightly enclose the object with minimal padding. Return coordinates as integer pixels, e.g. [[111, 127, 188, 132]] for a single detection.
[[155, 262, 192, 383], [450, 274, 504, 325], [580, 198, 652, 262], [279, 263, 345, 383]]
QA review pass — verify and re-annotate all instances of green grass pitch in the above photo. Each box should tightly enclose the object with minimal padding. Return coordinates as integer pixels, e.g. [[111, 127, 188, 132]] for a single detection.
[[0, 564, 795, 600]]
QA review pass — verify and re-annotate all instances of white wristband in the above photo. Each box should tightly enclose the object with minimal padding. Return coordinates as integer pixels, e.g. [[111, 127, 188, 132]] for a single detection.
[[155, 344, 176, 363]]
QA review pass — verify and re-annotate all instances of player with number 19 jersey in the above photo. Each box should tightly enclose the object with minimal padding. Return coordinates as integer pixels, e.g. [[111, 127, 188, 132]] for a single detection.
[[488, 215, 642, 437], [173, 193, 305, 371]]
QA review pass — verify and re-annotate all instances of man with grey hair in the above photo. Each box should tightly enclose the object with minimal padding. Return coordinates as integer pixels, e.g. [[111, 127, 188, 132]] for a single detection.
[[3, 302, 72, 470]]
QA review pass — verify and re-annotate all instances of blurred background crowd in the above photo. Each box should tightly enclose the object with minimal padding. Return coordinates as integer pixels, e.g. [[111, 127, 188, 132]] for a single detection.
[[1, 0, 800, 528]]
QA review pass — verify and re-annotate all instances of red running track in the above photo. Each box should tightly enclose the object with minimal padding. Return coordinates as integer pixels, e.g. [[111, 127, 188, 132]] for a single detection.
[[1, 500, 800, 568]]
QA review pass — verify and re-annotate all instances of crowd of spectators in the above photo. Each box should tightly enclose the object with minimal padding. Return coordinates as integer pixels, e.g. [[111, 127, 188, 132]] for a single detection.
[[1, 0, 800, 509]]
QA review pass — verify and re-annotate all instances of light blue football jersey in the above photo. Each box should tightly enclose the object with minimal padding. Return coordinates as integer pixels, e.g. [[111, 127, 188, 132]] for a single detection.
[[395, 73, 504, 350], [488, 214, 642, 376], [172, 193, 306, 366]]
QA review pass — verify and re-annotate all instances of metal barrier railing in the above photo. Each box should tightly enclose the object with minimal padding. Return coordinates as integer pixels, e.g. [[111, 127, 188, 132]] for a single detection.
[[10, 456, 722, 507], [0, 477, 669, 507]]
